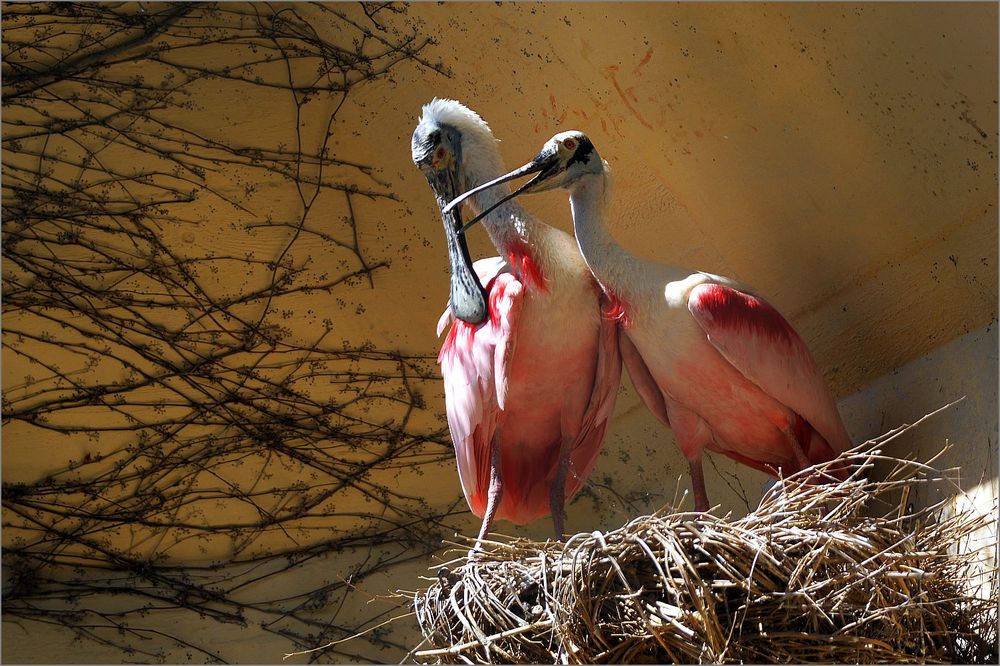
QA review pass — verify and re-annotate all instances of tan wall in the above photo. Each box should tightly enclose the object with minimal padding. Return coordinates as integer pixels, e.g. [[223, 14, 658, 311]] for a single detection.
[[3, 2, 996, 663]]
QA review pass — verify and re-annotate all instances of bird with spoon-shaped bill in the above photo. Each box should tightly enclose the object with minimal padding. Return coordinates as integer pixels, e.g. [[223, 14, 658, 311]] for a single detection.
[[412, 104, 622, 547]]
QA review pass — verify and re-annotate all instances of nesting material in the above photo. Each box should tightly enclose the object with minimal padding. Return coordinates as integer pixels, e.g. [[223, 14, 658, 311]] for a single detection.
[[411, 437, 998, 664]]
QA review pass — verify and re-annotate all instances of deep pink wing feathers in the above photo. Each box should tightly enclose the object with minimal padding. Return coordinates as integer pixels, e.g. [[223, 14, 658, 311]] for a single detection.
[[687, 283, 851, 456]]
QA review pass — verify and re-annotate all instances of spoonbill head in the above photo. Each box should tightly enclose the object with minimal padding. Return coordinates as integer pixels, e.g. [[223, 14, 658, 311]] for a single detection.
[[411, 103, 489, 324]]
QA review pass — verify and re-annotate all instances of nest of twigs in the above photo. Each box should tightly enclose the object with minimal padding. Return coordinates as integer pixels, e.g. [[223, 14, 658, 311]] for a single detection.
[[410, 424, 998, 664]]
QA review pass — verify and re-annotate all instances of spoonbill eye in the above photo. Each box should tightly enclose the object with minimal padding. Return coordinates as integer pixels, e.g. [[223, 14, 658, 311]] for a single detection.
[[563, 138, 577, 151], [435, 146, 447, 160]]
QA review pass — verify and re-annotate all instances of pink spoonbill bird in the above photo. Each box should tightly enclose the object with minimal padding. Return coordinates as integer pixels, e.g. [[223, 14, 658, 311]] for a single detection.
[[411, 102, 622, 544], [446, 131, 852, 512]]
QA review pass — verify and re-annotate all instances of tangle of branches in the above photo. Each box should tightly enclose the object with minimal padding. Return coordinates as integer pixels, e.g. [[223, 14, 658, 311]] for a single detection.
[[2, 3, 458, 662]]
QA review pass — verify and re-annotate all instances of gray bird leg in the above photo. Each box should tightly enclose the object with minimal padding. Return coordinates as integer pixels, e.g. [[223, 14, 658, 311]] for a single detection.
[[688, 457, 710, 512], [549, 436, 574, 541], [471, 437, 504, 556]]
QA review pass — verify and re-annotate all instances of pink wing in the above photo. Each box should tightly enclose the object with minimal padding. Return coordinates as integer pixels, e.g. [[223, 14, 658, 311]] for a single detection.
[[437, 257, 522, 517], [687, 283, 851, 457], [563, 294, 623, 498], [620, 331, 671, 428]]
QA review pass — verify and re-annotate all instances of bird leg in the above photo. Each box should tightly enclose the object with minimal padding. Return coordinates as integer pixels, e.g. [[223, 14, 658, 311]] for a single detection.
[[471, 438, 504, 556], [789, 436, 811, 471], [781, 423, 815, 481], [549, 436, 573, 541], [787, 429, 841, 488], [688, 456, 710, 512], [663, 399, 712, 512]]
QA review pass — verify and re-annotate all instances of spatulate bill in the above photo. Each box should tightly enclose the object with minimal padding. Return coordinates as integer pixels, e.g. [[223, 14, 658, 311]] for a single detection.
[[442, 202, 488, 324]]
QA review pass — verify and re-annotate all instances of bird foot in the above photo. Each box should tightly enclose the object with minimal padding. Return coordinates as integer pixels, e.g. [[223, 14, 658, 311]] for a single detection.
[[467, 542, 486, 561]]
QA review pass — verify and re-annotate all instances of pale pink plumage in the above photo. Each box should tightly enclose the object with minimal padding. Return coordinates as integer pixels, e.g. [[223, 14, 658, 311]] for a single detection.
[[560, 142, 853, 511], [436, 248, 621, 531], [620, 275, 851, 494]]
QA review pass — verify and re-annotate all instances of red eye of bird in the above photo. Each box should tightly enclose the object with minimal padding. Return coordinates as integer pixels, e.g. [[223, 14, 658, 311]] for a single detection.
[[563, 138, 577, 151], [435, 146, 446, 160]]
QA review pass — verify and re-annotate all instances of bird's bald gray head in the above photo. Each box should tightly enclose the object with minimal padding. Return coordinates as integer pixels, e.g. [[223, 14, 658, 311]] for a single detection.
[[535, 130, 601, 189], [411, 118, 461, 171], [410, 99, 504, 192], [411, 99, 494, 325]]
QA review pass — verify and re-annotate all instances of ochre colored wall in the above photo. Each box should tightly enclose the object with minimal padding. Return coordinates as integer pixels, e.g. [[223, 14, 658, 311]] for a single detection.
[[3, 3, 996, 663]]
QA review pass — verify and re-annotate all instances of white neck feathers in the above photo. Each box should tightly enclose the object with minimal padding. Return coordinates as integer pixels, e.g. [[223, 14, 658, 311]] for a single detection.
[[462, 150, 536, 254], [568, 167, 635, 296]]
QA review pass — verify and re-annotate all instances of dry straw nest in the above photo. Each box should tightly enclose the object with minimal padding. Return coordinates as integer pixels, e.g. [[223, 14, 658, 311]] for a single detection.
[[410, 422, 998, 664]]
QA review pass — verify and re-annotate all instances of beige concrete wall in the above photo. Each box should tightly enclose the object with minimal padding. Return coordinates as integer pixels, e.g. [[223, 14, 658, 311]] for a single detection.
[[2, 2, 996, 663], [838, 323, 998, 593]]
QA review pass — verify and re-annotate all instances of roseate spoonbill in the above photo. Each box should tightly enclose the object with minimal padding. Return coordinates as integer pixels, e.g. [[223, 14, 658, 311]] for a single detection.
[[411, 102, 622, 544], [446, 130, 852, 512]]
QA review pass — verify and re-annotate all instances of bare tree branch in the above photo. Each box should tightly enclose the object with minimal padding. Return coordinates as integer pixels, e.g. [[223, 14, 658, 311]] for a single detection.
[[2, 3, 454, 662]]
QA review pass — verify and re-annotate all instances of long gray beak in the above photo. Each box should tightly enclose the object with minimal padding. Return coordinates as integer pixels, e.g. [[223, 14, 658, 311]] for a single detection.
[[423, 167, 489, 325], [443, 152, 558, 234], [443, 203, 489, 325]]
